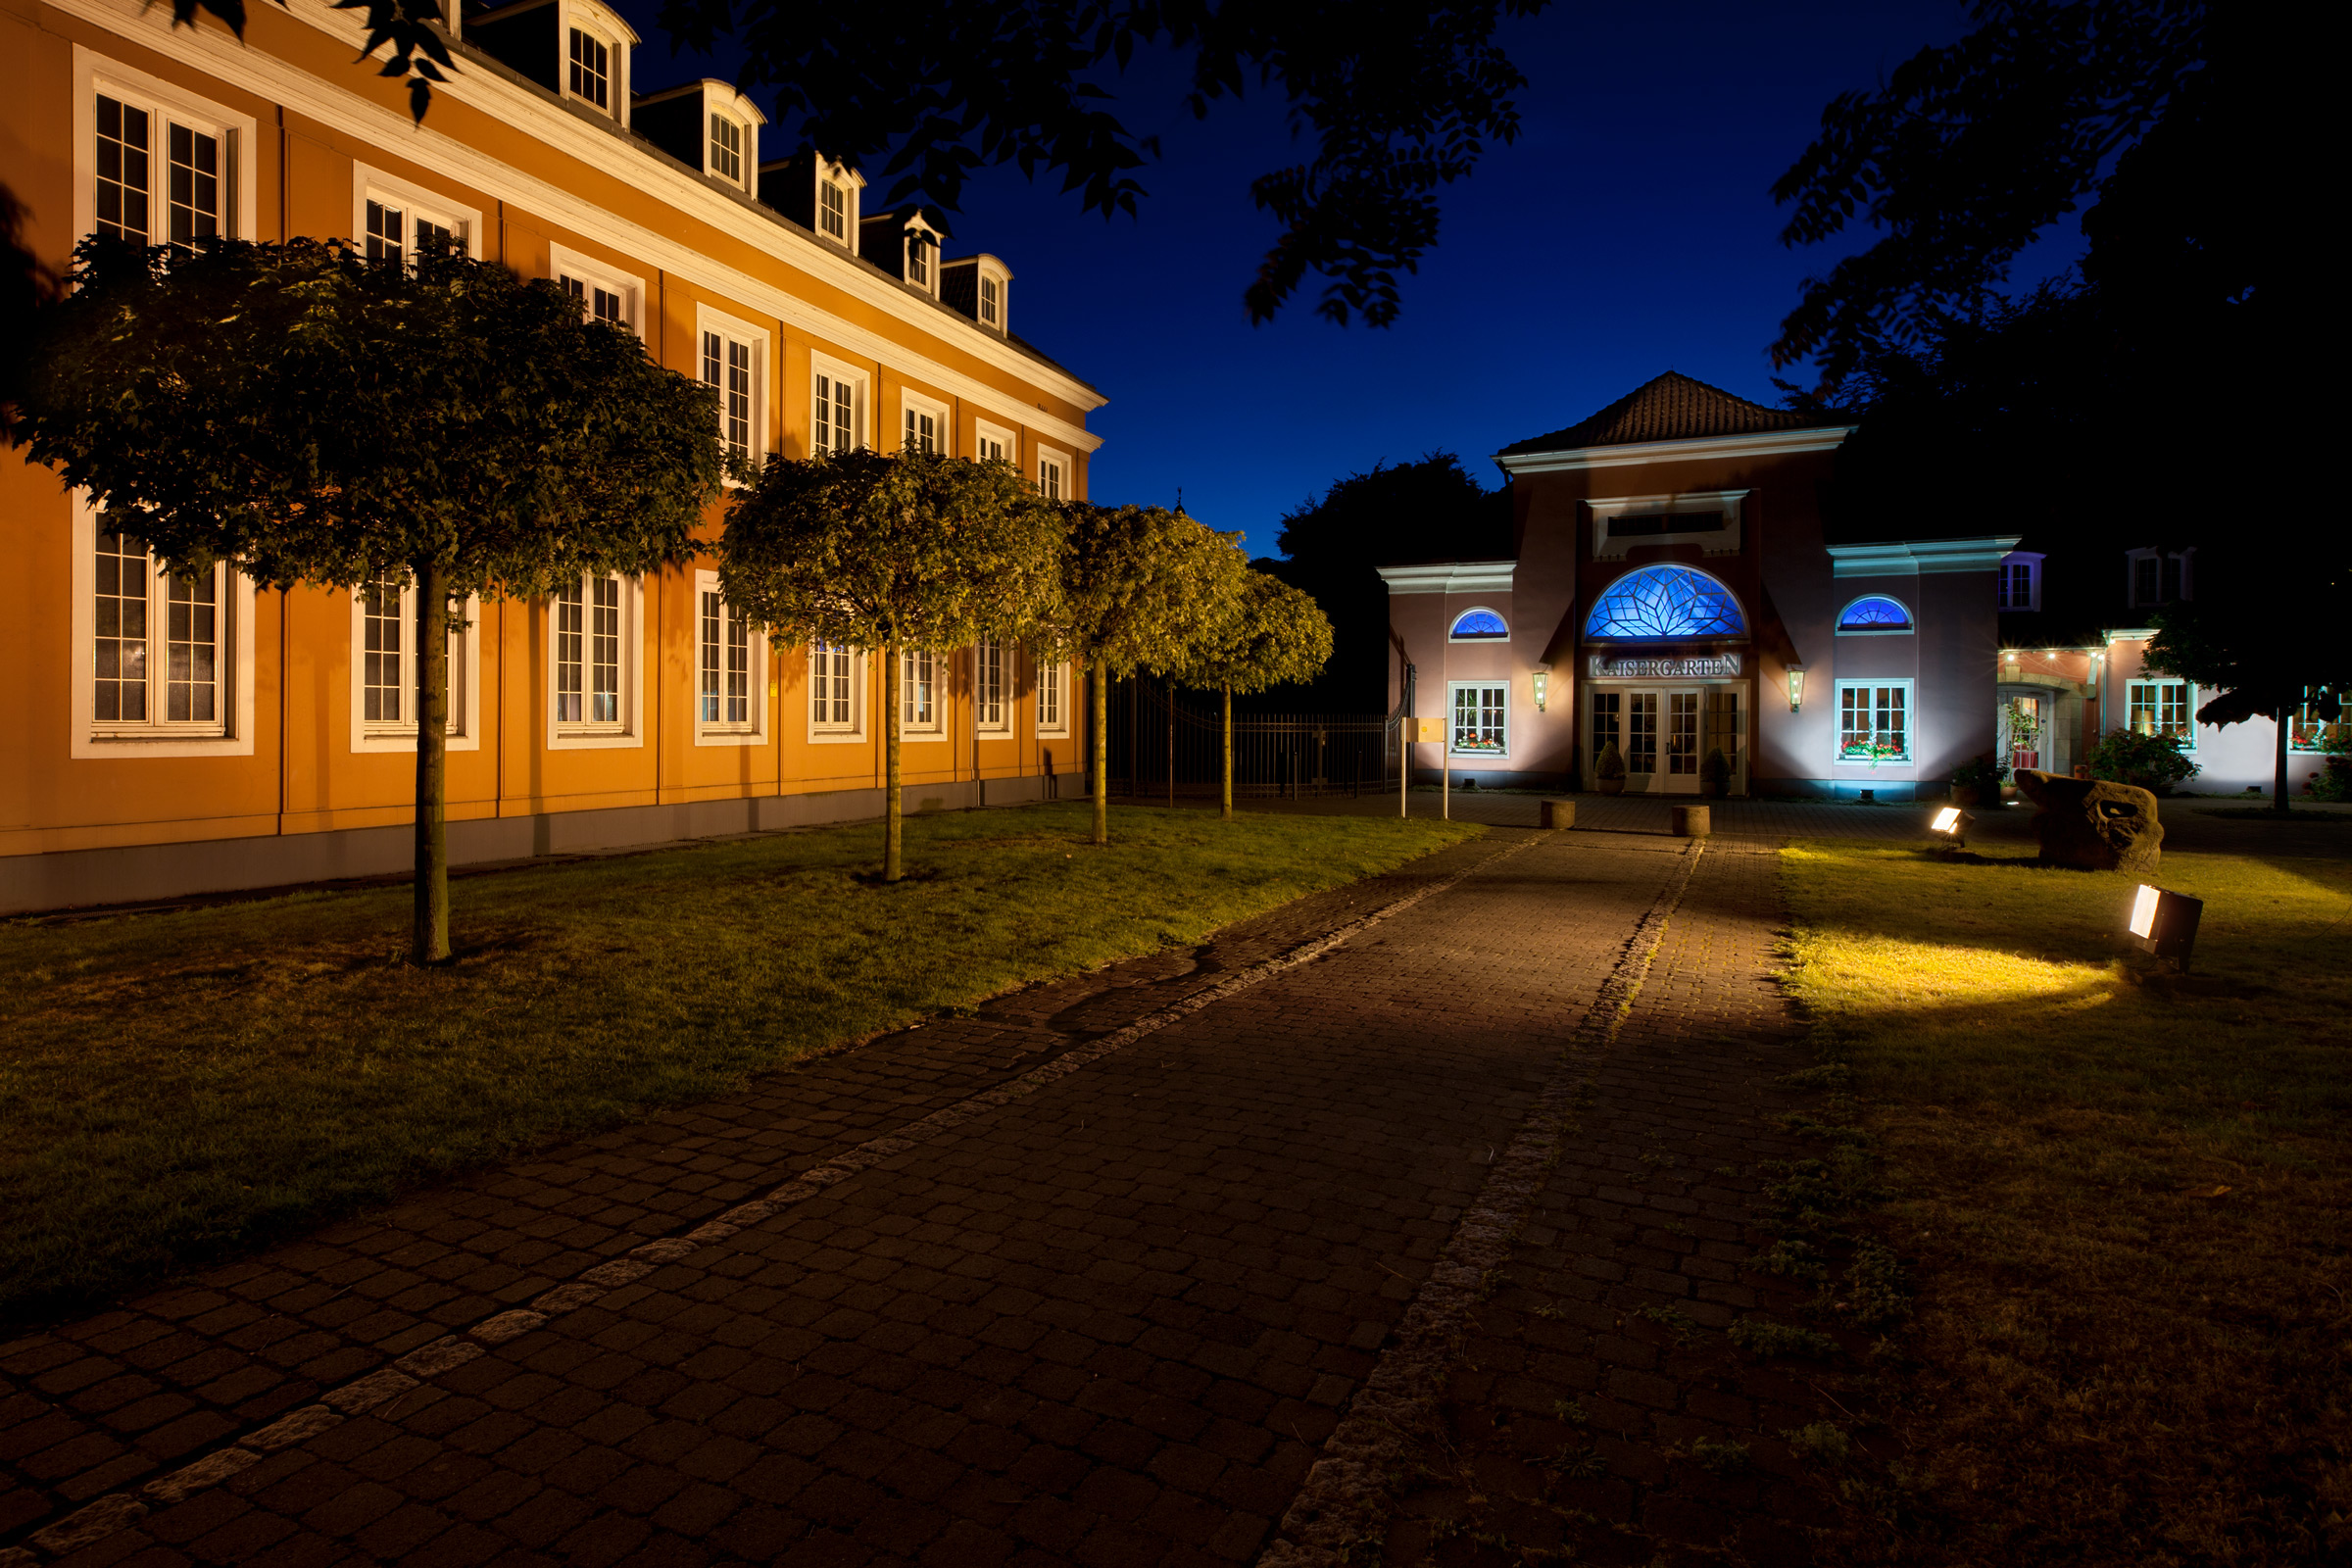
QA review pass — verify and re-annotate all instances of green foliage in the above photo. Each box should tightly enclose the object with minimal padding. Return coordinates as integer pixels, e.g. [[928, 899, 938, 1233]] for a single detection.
[[1049, 503, 1247, 677], [1950, 752, 2010, 790], [2086, 726, 2199, 792], [719, 448, 1061, 655], [1699, 746, 1731, 786], [20, 238, 723, 598], [1729, 1317, 1839, 1360], [1595, 740, 1626, 779], [2304, 734, 2352, 803], [1168, 568, 1334, 696], [1840, 1239, 1912, 1330], [1685, 1437, 1751, 1476], [1784, 1421, 1853, 1467]]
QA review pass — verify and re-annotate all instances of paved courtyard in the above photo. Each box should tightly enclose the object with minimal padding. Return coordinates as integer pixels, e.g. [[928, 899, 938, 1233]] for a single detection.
[[1, 825, 1848, 1567]]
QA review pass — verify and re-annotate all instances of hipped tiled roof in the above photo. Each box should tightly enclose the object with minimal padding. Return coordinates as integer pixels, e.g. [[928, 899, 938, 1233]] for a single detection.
[[1497, 370, 1840, 456]]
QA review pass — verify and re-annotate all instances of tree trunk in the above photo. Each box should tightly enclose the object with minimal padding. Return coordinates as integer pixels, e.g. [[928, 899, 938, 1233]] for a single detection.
[[411, 558, 451, 965], [884, 646, 903, 880], [2276, 689, 2291, 813], [1221, 684, 1234, 820], [1092, 662, 1109, 846]]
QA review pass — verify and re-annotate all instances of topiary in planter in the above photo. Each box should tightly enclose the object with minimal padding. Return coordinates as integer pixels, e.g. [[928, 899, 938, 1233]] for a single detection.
[[1699, 746, 1732, 797], [1596, 740, 1626, 795]]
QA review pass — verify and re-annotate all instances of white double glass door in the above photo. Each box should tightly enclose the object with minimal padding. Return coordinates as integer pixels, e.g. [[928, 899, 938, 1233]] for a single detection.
[[1592, 684, 1743, 795]]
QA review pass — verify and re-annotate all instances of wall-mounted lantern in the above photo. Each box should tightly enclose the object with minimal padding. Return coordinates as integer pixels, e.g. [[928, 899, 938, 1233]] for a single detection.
[[1532, 663, 1550, 711], [1787, 662, 1806, 711], [2129, 884, 2204, 971]]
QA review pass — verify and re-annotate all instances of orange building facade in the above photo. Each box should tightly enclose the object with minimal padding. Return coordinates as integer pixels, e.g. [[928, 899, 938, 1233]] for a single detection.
[[1, 0, 1105, 914]]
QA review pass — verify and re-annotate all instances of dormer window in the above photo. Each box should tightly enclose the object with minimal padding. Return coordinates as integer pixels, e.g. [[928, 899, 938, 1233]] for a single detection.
[[1996, 551, 2042, 612], [979, 274, 1001, 326], [567, 28, 610, 110], [819, 178, 847, 240], [906, 234, 930, 290], [710, 114, 743, 184], [2127, 546, 2193, 610]]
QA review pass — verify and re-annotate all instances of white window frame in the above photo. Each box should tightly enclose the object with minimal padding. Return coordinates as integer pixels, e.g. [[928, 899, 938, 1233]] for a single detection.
[[1034, 656, 1069, 737], [708, 111, 748, 190], [901, 389, 950, 456], [1995, 551, 2043, 612], [808, 641, 866, 742], [351, 164, 483, 264], [976, 267, 1007, 330], [810, 353, 869, 458], [74, 49, 259, 249], [691, 568, 767, 746], [1834, 678, 1914, 765], [346, 574, 483, 755], [1037, 446, 1069, 502], [974, 639, 1011, 735], [1833, 593, 1916, 637], [696, 303, 770, 478], [900, 649, 945, 739], [1447, 680, 1509, 759], [69, 492, 258, 759], [903, 223, 940, 296], [2126, 679, 2197, 750], [1447, 605, 1509, 643], [545, 573, 646, 750], [974, 419, 1017, 467], [549, 244, 645, 338], [815, 159, 862, 247]]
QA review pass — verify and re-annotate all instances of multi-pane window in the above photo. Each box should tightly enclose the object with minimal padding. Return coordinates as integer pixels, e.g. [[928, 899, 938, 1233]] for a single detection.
[[1450, 683, 1507, 756], [2289, 691, 2347, 753], [906, 234, 930, 288], [979, 275, 1001, 325], [977, 433, 1008, 465], [92, 526, 226, 731], [710, 115, 744, 183], [365, 196, 460, 264], [1626, 693, 1658, 772], [974, 640, 1006, 732], [568, 29, 610, 110], [698, 589, 754, 730], [902, 650, 938, 731], [563, 274, 628, 328], [1036, 660, 1065, 732], [1666, 691, 1700, 775], [810, 642, 857, 731], [97, 91, 225, 251], [1588, 689, 1621, 766], [1838, 681, 1911, 760], [904, 407, 938, 455], [1040, 456, 1064, 501], [362, 571, 406, 724], [1997, 560, 2035, 611], [2127, 551, 2189, 609], [554, 576, 623, 728], [819, 178, 848, 240], [703, 329, 755, 467], [814, 371, 857, 456], [2128, 680, 2192, 742]]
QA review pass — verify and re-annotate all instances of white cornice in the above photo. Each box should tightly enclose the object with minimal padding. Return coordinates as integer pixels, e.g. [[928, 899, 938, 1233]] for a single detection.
[[48, 0, 1105, 452], [1494, 424, 1856, 474], [1376, 562, 1517, 595], [1826, 537, 2024, 577]]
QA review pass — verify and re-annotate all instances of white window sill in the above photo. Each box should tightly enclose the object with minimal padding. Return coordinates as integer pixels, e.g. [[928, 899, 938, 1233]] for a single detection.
[[549, 728, 643, 751], [693, 728, 766, 748], [808, 729, 868, 744]]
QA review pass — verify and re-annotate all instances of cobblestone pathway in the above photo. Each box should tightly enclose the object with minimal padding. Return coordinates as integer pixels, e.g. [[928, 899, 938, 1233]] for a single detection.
[[1, 826, 1833, 1568]]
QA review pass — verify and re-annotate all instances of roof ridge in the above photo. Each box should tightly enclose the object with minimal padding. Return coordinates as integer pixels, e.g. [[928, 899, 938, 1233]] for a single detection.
[[1497, 369, 1841, 457]]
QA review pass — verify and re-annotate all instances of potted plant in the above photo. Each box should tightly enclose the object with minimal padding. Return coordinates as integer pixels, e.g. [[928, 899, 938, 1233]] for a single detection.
[[1595, 740, 1626, 795], [1949, 753, 2007, 808], [2086, 727, 2200, 796], [1698, 746, 1731, 798]]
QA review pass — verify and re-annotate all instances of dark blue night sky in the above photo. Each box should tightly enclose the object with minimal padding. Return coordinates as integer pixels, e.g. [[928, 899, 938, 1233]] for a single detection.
[[607, 3, 2081, 557]]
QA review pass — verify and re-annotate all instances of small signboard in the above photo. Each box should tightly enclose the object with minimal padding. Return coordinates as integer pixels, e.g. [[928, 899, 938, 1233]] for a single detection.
[[1412, 717, 1444, 743], [1588, 652, 1744, 679]]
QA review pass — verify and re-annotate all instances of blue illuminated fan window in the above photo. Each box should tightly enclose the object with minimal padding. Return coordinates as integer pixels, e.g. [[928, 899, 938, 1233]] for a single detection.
[[1838, 596, 1914, 632], [1584, 566, 1744, 640], [1449, 609, 1507, 640]]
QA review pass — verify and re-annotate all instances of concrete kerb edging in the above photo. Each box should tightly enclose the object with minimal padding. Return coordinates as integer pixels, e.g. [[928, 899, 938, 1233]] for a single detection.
[[1262, 838, 1709, 1567], [2, 831, 1548, 1566]]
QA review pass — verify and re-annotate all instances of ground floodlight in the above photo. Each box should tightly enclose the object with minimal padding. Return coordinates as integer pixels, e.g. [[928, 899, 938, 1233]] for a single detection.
[[1927, 805, 1972, 849], [2128, 884, 2204, 971]]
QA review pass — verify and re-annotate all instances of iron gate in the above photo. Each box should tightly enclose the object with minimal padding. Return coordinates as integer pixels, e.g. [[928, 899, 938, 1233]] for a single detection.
[[1104, 675, 1400, 803]]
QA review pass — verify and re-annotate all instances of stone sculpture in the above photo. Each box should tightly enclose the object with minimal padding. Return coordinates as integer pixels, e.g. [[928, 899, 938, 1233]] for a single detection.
[[2015, 769, 2163, 873]]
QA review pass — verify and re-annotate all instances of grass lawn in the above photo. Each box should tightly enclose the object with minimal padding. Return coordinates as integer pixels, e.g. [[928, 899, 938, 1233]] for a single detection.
[[0, 803, 1476, 1326], [1780, 840, 2351, 1567]]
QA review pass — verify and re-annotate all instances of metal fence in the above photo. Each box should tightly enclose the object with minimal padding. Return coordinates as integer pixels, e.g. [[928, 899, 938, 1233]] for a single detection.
[[1105, 675, 1398, 803]]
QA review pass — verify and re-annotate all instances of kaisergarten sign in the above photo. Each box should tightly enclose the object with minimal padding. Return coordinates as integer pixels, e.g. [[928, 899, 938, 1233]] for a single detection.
[[1587, 652, 1743, 679]]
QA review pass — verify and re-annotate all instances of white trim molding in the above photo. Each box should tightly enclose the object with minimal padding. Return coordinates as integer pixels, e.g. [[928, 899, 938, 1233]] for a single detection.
[[1495, 425, 1856, 475], [972, 418, 1017, 466], [543, 573, 647, 751], [690, 568, 767, 747], [346, 578, 484, 754], [73, 44, 263, 246], [1376, 561, 1517, 596], [1588, 490, 1747, 560], [1826, 536, 2024, 578], [899, 388, 951, 456], [351, 161, 485, 260], [548, 242, 646, 337]]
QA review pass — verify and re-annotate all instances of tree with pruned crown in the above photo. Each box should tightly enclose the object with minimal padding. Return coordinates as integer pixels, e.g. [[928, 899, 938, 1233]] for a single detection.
[[1168, 570, 1334, 819], [1045, 504, 1248, 845], [719, 448, 1063, 881], [14, 237, 727, 964]]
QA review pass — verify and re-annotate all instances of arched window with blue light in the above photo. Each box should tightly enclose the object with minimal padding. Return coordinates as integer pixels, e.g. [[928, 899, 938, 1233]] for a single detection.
[[1584, 566, 1745, 640], [1836, 595, 1915, 635], [1449, 607, 1508, 641]]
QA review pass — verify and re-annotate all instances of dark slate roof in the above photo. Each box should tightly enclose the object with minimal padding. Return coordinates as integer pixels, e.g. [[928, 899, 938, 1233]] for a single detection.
[[1497, 370, 1844, 457]]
